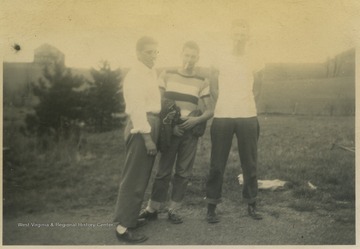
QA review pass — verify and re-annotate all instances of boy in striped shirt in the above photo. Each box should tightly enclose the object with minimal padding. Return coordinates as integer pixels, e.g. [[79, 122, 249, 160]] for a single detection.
[[139, 41, 214, 224]]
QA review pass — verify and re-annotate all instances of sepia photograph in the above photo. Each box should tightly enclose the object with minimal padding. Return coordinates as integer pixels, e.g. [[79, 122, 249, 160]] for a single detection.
[[1, 0, 358, 246]]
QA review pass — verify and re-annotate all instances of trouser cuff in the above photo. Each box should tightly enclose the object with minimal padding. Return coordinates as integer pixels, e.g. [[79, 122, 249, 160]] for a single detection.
[[168, 200, 182, 212], [205, 197, 222, 205], [243, 197, 256, 205], [148, 199, 162, 211]]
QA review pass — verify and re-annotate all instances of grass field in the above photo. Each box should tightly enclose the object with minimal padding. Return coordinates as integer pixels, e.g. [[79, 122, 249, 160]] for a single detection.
[[257, 76, 355, 116], [190, 114, 355, 213], [3, 107, 355, 221]]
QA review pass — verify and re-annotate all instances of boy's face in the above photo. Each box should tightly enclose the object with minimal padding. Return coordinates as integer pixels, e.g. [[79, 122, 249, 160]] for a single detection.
[[181, 47, 199, 70], [231, 22, 249, 42], [137, 43, 158, 69]]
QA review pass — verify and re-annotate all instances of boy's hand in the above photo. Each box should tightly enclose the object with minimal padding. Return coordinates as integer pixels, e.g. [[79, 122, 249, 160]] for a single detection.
[[178, 116, 199, 130], [173, 125, 184, 136], [142, 134, 157, 156]]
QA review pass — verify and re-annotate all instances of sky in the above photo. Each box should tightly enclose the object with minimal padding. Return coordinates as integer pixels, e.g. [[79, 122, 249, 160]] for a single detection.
[[1, 0, 359, 69]]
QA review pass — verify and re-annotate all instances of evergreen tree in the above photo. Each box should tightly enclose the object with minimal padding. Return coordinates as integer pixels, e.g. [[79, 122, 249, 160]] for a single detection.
[[25, 62, 85, 138], [84, 61, 124, 132]]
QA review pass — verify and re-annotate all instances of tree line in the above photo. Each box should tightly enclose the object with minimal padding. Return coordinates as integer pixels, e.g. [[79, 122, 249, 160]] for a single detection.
[[24, 61, 125, 141]]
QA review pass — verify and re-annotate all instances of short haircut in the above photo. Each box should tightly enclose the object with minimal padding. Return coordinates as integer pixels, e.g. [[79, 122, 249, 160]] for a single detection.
[[182, 41, 200, 53], [136, 36, 157, 51], [232, 19, 249, 28]]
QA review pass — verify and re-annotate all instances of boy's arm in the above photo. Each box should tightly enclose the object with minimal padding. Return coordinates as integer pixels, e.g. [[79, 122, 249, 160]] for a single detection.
[[209, 66, 219, 103], [198, 96, 214, 122], [253, 69, 263, 105]]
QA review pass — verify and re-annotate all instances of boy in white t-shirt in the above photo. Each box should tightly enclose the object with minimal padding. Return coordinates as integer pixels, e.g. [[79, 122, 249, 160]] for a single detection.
[[205, 19, 264, 223]]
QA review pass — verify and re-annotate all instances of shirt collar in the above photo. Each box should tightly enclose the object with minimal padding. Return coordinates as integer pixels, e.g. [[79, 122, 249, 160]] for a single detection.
[[135, 60, 155, 74]]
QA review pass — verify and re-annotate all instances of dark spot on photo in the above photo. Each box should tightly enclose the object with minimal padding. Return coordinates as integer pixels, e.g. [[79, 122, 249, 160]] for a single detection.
[[12, 43, 21, 52]]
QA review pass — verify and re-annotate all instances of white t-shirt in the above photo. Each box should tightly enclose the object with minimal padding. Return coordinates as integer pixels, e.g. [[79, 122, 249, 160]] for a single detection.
[[212, 47, 264, 118]]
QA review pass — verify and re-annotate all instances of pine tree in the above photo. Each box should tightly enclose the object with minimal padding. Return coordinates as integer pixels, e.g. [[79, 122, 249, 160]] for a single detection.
[[25, 62, 85, 139], [84, 61, 124, 132]]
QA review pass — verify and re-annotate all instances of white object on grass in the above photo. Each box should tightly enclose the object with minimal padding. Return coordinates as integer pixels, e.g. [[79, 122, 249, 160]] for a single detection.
[[238, 174, 287, 191], [307, 181, 317, 190]]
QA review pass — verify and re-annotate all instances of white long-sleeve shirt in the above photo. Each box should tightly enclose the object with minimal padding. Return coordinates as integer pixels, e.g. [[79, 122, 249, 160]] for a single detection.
[[123, 61, 161, 134]]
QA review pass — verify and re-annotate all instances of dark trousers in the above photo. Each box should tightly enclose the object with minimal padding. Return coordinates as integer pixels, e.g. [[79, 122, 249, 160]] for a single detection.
[[150, 131, 198, 206], [206, 117, 260, 204], [113, 115, 160, 228]]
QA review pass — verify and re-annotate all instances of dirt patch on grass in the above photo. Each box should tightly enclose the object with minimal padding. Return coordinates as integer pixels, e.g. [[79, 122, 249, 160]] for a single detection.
[[3, 190, 355, 245]]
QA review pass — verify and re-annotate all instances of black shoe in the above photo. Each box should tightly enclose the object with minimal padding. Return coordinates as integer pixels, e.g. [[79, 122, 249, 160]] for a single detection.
[[115, 229, 148, 243], [138, 209, 158, 220], [248, 203, 263, 220], [168, 211, 183, 224], [129, 219, 148, 229], [206, 211, 220, 223]]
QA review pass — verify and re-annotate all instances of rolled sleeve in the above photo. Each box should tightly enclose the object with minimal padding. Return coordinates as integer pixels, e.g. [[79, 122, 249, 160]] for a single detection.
[[129, 111, 151, 134], [200, 79, 211, 98]]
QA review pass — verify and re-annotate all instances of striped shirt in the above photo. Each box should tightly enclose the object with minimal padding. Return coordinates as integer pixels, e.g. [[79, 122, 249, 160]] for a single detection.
[[158, 70, 210, 116]]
